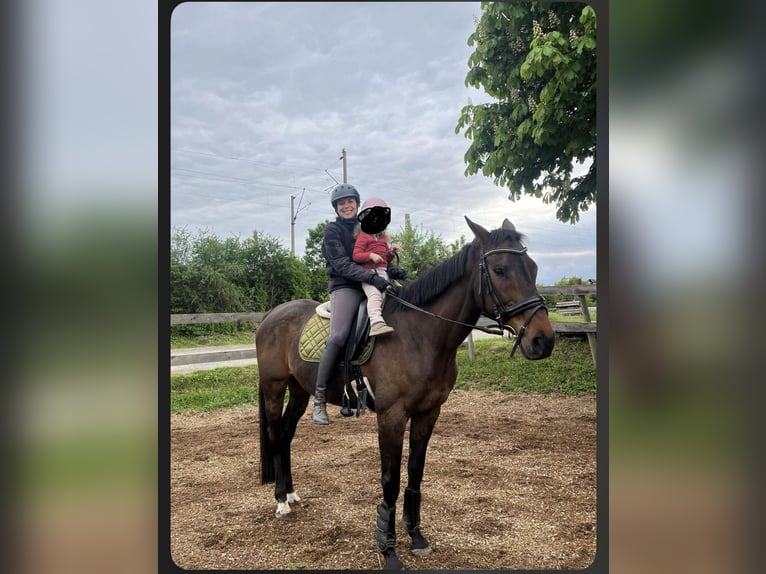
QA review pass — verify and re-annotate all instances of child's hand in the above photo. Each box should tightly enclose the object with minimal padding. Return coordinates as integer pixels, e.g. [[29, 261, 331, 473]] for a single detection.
[[390, 244, 403, 253], [370, 253, 384, 264]]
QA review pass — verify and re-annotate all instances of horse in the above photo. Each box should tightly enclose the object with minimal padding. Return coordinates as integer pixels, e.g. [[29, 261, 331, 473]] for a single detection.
[[255, 217, 555, 570]]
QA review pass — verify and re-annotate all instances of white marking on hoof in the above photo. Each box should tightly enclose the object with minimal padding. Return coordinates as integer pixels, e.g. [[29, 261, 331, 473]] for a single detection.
[[275, 501, 292, 517], [286, 491, 301, 504], [411, 546, 433, 557]]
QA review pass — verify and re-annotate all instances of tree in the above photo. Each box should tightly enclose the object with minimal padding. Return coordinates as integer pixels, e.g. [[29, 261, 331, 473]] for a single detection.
[[456, 1, 597, 224], [170, 227, 313, 313], [543, 275, 596, 309], [389, 214, 460, 278], [240, 230, 310, 310], [170, 228, 249, 313], [302, 220, 331, 301]]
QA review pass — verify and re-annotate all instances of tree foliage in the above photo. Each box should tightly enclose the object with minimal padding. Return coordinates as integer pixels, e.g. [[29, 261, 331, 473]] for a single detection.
[[170, 227, 312, 313], [389, 214, 466, 279], [456, 1, 597, 223], [302, 220, 331, 301], [543, 275, 596, 308], [170, 228, 249, 313], [171, 217, 470, 315]]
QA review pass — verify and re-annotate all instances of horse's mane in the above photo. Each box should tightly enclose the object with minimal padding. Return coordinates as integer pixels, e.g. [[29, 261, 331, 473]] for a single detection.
[[388, 226, 525, 311]]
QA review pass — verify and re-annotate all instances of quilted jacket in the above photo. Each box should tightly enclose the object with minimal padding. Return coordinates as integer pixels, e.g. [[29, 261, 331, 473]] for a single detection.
[[321, 217, 377, 293]]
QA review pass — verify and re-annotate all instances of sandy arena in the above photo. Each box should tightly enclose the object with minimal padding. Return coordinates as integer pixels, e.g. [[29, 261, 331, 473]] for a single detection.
[[170, 390, 597, 570]]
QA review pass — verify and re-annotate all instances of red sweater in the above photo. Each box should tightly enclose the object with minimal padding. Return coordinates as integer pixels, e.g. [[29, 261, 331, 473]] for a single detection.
[[353, 232, 395, 270]]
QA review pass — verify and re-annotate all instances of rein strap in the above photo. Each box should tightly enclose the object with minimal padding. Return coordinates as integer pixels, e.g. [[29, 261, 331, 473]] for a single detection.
[[384, 288, 507, 336]]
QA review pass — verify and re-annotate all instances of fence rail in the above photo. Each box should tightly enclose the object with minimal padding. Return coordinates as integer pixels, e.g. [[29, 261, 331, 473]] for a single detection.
[[171, 284, 597, 366]]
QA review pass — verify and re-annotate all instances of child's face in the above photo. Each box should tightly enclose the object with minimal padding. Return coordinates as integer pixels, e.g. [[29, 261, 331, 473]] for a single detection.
[[359, 206, 391, 233]]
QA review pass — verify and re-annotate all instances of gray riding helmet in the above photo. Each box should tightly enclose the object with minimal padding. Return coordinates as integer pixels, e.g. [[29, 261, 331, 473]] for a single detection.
[[330, 183, 360, 209]]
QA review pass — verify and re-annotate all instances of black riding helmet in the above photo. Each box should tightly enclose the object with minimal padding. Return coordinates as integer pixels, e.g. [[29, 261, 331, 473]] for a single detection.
[[330, 183, 360, 210]]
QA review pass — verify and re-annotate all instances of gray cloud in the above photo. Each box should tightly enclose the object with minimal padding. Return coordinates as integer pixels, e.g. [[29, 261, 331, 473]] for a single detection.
[[170, 2, 597, 286]]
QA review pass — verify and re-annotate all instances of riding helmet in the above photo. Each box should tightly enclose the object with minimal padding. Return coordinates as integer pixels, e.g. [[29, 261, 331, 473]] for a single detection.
[[330, 183, 360, 209], [358, 197, 391, 234]]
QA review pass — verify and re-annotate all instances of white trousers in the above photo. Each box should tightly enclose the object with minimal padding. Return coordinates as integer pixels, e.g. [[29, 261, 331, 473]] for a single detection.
[[361, 268, 389, 324]]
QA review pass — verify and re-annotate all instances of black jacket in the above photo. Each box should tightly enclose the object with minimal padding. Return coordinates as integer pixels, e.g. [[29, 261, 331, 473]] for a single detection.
[[322, 216, 376, 293]]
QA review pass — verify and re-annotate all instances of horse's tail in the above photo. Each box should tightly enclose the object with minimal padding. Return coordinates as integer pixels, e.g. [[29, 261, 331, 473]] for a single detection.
[[259, 384, 275, 484]]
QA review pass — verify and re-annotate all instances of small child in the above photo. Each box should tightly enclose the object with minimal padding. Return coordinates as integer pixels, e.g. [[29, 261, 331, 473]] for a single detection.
[[353, 197, 402, 337]]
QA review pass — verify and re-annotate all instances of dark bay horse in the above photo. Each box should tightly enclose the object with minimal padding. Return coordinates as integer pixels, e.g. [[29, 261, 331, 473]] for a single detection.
[[256, 217, 555, 569]]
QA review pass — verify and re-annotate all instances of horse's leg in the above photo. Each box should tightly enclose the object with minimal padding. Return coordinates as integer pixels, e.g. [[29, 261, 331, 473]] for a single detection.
[[281, 378, 310, 508], [402, 406, 441, 556], [270, 378, 311, 518], [260, 377, 296, 517], [375, 408, 408, 570]]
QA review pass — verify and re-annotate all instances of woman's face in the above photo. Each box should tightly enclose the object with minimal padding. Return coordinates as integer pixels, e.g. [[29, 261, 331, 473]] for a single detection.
[[335, 197, 358, 220]]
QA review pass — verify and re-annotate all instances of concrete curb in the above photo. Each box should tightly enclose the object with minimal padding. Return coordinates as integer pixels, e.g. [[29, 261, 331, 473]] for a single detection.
[[171, 344, 257, 366]]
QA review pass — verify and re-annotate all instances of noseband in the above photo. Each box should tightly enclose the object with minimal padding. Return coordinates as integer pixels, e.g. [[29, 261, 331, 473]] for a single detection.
[[479, 247, 548, 357]]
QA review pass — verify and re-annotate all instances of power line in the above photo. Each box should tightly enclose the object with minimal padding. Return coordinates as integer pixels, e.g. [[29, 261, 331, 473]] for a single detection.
[[172, 166, 328, 194], [172, 188, 285, 209], [173, 147, 337, 176]]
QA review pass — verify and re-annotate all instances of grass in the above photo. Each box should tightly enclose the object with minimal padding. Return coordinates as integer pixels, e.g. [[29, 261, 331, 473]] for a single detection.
[[171, 365, 259, 412], [170, 336, 596, 413], [455, 337, 596, 395], [171, 330, 255, 348], [548, 311, 597, 322]]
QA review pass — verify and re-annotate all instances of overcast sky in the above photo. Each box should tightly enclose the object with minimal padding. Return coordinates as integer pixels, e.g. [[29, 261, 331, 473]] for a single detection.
[[170, 1, 597, 286]]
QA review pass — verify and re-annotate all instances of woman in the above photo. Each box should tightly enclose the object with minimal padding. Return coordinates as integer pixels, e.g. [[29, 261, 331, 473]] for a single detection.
[[312, 183, 391, 425]]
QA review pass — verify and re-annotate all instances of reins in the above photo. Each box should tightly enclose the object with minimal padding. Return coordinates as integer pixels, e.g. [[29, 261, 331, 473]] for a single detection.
[[384, 288, 507, 336], [384, 245, 548, 357]]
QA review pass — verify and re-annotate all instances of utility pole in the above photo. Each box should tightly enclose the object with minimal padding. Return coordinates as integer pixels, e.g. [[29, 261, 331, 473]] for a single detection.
[[341, 148, 348, 183], [290, 189, 309, 257], [290, 194, 296, 256]]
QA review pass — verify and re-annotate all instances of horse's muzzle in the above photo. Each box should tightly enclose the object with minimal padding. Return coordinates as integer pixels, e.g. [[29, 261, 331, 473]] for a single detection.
[[519, 330, 555, 360]]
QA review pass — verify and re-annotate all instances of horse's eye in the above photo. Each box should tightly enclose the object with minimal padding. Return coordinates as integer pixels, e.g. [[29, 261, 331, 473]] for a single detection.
[[493, 267, 505, 277]]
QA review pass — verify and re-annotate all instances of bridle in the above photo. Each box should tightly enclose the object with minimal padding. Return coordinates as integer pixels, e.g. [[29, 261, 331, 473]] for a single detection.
[[383, 245, 548, 357], [479, 247, 548, 357]]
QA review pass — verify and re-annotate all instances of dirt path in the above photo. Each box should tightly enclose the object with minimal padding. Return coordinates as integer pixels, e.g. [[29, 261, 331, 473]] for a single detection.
[[170, 390, 596, 570]]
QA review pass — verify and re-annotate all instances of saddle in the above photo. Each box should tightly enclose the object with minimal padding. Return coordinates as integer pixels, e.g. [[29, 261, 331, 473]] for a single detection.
[[299, 300, 375, 364], [298, 299, 376, 416]]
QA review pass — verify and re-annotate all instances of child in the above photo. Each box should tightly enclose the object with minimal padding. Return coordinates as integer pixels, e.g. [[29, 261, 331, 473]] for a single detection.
[[353, 197, 402, 337]]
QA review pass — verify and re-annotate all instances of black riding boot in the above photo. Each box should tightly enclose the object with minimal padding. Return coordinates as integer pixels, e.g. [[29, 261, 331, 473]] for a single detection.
[[312, 341, 342, 425]]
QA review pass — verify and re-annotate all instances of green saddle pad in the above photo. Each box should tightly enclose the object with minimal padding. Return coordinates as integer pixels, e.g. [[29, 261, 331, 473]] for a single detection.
[[299, 313, 375, 364]]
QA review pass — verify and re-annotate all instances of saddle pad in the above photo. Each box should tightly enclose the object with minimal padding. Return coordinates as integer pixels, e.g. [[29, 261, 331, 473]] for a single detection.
[[299, 314, 375, 364]]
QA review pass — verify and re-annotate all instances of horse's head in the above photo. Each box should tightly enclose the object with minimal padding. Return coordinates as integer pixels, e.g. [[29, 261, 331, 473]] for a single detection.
[[466, 216, 555, 360]]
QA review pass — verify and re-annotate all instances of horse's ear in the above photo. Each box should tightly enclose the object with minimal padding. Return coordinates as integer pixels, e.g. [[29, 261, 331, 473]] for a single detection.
[[465, 216, 490, 245], [501, 219, 516, 232]]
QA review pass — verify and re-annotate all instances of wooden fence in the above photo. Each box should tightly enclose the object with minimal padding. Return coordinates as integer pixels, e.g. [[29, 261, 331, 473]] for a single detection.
[[171, 285, 597, 365]]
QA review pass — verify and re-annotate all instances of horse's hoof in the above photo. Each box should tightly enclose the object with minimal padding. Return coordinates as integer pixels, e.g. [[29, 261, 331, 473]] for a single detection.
[[410, 545, 432, 557], [275, 501, 292, 518], [409, 533, 432, 556], [382, 550, 404, 570]]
